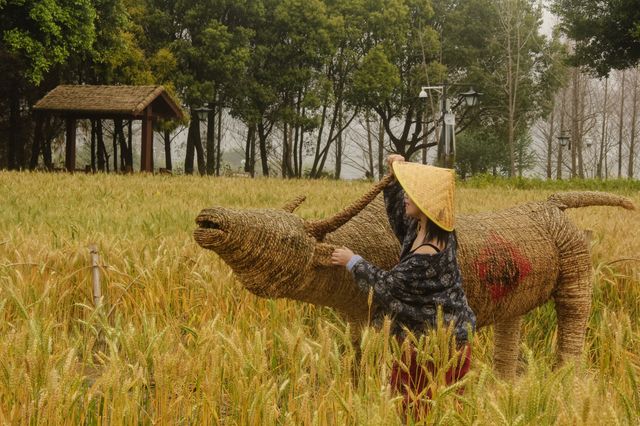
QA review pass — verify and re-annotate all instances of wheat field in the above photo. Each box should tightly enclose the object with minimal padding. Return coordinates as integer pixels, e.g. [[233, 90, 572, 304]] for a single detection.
[[0, 172, 638, 425]]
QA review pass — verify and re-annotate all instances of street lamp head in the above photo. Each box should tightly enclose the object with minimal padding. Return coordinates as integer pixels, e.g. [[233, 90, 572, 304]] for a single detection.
[[460, 87, 481, 107], [419, 87, 429, 99], [193, 104, 212, 121], [557, 132, 570, 147]]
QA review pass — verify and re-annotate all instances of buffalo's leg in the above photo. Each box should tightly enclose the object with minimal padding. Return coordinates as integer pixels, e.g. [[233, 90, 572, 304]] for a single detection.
[[554, 249, 592, 365], [493, 316, 522, 379]]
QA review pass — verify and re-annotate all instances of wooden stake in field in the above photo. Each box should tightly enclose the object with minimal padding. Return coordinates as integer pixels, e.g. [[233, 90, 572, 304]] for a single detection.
[[89, 245, 102, 308]]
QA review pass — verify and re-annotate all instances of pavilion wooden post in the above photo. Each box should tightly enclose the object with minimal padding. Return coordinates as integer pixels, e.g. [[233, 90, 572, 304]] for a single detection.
[[65, 117, 76, 172], [140, 106, 154, 172], [29, 111, 45, 170]]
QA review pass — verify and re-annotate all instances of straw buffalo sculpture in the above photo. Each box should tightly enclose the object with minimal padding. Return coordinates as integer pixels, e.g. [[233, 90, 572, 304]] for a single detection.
[[193, 177, 635, 378]]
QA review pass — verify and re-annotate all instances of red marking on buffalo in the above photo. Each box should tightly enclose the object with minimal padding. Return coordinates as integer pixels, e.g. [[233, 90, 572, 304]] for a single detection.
[[473, 232, 532, 302]]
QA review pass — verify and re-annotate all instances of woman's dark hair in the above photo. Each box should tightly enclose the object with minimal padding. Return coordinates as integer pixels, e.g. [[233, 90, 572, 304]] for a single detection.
[[425, 218, 450, 248]]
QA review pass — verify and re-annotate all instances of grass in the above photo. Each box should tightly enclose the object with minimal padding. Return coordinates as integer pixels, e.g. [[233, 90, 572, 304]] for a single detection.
[[0, 171, 638, 424]]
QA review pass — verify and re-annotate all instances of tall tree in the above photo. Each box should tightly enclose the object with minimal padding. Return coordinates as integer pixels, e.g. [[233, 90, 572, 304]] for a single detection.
[[432, 0, 565, 176], [172, 0, 252, 175], [0, 0, 95, 169], [553, 0, 640, 77], [494, 0, 546, 176], [629, 68, 639, 179], [618, 71, 626, 178], [350, 0, 450, 160], [597, 78, 608, 178]]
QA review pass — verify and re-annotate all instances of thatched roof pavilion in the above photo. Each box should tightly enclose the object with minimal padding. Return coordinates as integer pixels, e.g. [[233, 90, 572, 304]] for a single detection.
[[33, 85, 184, 172]]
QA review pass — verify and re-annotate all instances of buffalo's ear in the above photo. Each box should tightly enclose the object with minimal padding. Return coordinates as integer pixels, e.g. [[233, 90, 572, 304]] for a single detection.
[[282, 195, 306, 213], [311, 242, 338, 267]]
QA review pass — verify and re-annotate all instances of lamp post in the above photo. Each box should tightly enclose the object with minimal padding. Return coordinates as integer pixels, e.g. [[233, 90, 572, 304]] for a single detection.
[[194, 104, 215, 175], [419, 83, 481, 168], [556, 131, 570, 180]]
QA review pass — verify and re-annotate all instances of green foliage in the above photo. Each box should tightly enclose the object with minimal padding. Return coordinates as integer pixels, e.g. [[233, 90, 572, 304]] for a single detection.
[[553, 0, 640, 76], [0, 0, 96, 84], [434, 0, 565, 175], [351, 46, 400, 108], [460, 175, 640, 193], [456, 128, 507, 178], [1, 0, 572, 177]]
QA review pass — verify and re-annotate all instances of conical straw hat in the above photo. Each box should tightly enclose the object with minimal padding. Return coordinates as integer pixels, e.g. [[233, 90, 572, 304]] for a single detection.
[[391, 161, 456, 231]]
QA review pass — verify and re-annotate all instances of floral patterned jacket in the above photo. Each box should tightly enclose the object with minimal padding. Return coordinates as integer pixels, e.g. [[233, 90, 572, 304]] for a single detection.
[[347, 179, 476, 344]]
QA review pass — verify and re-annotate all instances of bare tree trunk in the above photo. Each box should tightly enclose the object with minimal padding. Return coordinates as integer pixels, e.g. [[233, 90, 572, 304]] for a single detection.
[[546, 100, 555, 179], [164, 128, 172, 170], [577, 72, 586, 178], [127, 120, 133, 171], [557, 89, 566, 180], [298, 108, 305, 178], [185, 114, 197, 175], [206, 102, 215, 176], [29, 112, 43, 170], [618, 70, 626, 178], [293, 92, 301, 177], [293, 124, 299, 177], [91, 121, 97, 172], [597, 78, 608, 179], [378, 118, 385, 179], [629, 69, 638, 179], [258, 121, 270, 177], [42, 119, 53, 171], [421, 107, 428, 165], [114, 119, 127, 172], [194, 119, 206, 176], [518, 138, 523, 177], [315, 105, 356, 177], [570, 67, 579, 178], [298, 127, 304, 178], [282, 122, 289, 178], [311, 103, 329, 177], [96, 120, 107, 172], [244, 123, 256, 177], [366, 111, 375, 178], [39, 116, 56, 171], [505, 1, 517, 178], [112, 121, 118, 172], [216, 107, 222, 176], [335, 105, 343, 179]]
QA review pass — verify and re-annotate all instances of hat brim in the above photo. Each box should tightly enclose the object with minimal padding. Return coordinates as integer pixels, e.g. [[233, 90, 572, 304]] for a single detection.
[[392, 161, 455, 232]]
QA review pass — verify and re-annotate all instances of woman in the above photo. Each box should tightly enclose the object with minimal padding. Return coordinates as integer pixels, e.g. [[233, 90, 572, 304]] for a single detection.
[[331, 155, 476, 418]]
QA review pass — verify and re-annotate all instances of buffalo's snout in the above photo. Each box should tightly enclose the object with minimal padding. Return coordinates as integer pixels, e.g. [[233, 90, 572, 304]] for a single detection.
[[194, 208, 230, 249]]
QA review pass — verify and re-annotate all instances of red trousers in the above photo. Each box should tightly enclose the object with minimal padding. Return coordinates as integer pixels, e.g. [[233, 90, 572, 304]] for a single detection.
[[390, 344, 472, 419]]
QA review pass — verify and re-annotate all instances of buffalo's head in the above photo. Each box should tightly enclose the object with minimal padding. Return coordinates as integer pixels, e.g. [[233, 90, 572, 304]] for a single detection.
[[194, 176, 393, 301]]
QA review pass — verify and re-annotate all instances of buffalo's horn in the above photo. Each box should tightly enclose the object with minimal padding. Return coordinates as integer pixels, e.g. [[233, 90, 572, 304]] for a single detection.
[[304, 174, 394, 241], [282, 195, 307, 213]]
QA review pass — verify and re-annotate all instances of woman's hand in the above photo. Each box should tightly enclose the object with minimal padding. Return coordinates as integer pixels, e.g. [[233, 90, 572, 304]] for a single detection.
[[386, 154, 405, 176], [331, 246, 355, 267]]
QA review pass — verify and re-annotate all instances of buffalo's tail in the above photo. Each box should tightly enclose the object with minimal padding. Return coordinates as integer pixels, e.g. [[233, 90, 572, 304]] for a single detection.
[[548, 191, 636, 211]]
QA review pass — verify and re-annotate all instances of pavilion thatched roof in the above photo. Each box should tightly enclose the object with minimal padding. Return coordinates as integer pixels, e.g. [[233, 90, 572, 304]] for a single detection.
[[33, 85, 184, 120]]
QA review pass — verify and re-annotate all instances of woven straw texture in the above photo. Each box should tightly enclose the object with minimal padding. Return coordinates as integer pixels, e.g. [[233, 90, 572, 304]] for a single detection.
[[392, 162, 456, 231], [33, 85, 183, 119], [194, 182, 635, 377]]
